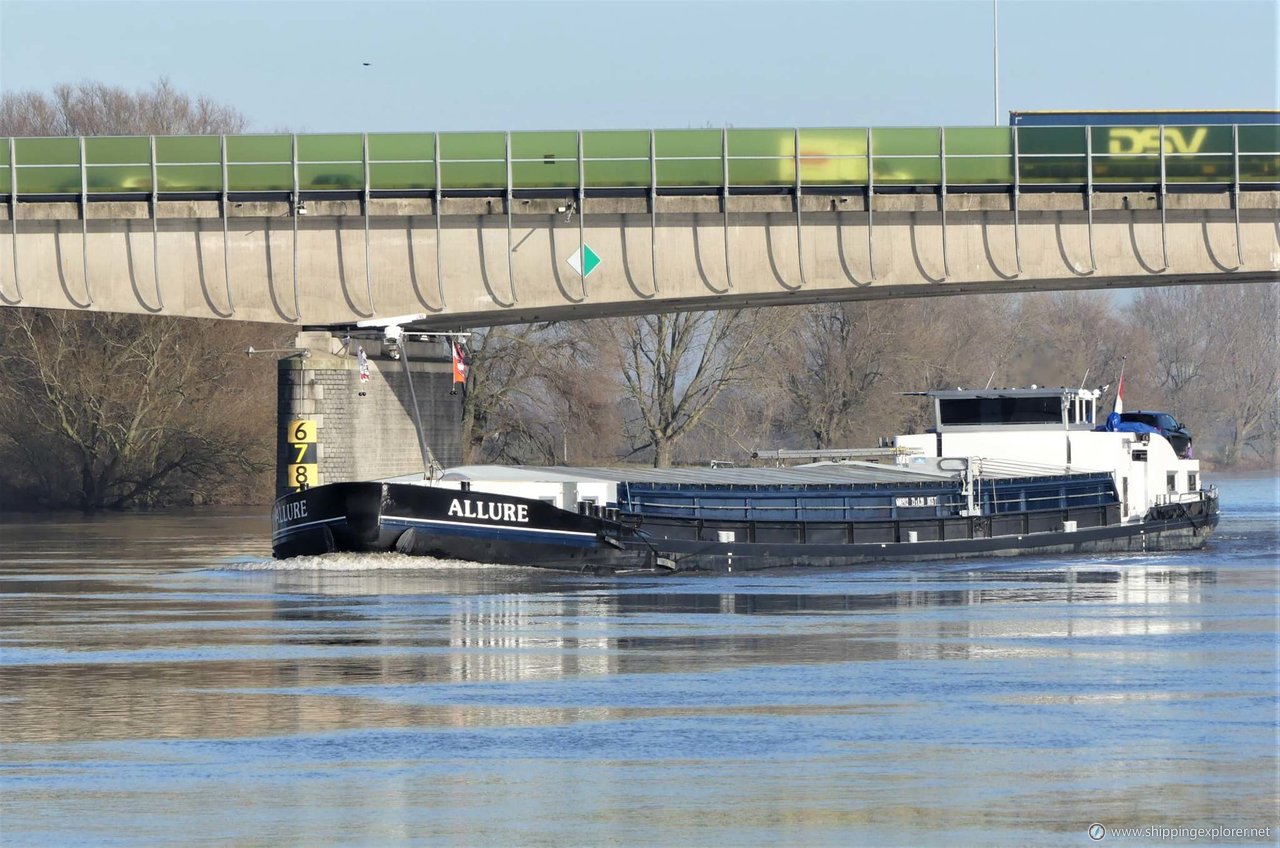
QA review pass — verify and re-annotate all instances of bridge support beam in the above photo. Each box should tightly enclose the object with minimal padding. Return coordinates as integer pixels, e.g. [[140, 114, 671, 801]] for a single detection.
[[3, 190, 1277, 327], [276, 331, 463, 499]]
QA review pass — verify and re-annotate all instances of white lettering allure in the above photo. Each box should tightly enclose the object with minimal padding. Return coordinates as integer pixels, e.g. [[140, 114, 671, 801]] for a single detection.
[[447, 498, 529, 524], [273, 500, 309, 525]]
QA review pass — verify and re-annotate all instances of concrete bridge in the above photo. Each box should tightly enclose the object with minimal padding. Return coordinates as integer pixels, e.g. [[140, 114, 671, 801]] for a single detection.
[[2, 126, 1277, 327]]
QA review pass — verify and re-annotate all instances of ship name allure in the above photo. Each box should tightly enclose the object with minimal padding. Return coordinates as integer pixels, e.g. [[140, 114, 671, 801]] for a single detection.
[[274, 501, 309, 525], [448, 499, 530, 524]]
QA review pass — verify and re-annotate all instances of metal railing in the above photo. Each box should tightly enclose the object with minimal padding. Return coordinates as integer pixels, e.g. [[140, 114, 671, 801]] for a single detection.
[[629, 502, 1122, 546], [2, 124, 1276, 198], [624, 485, 1115, 519]]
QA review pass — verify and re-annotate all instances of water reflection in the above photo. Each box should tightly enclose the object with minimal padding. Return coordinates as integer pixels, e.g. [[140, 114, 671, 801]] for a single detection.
[[449, 594, 617, 683], [1, 564, 1220, 745]]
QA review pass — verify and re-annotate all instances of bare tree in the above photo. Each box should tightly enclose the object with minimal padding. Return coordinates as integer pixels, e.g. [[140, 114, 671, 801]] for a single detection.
[[0, 80, 279, 511], [1202, 284, 1278, 465], [1002, 291, 1128, 391], [0, 78, 247, 136], [782, 302, 912, 448], [458, 324, 593, 465], [1133, 287, 1215, 403], [578, 310, 789, 467], [768, 296, 1020, 450], [1128, 284, 1278, 465], [0, 311, 272, 510], [540, 341, 626, 466]]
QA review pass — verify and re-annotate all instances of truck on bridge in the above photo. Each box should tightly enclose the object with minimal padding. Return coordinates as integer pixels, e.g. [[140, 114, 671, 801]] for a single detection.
[[1010, 109, 1279, 126]]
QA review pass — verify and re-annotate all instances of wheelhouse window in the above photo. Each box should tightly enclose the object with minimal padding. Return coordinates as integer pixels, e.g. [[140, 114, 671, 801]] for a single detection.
[[1067, 396, 1095, 424], [1166, 472, 1178, 494], [1188, 472, 1198, 491], [939, 396, 1063, 427]]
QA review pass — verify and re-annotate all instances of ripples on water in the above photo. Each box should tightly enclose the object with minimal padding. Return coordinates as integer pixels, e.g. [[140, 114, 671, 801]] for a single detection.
[[1, 477, 1276, 846]]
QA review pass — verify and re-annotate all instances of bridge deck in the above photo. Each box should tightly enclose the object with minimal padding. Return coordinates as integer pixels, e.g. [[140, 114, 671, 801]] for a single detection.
[[4, 124, 1278, 199]]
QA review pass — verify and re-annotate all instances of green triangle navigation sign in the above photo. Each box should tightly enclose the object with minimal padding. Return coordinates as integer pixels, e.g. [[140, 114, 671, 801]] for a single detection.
[[566, 244, 602, 278]]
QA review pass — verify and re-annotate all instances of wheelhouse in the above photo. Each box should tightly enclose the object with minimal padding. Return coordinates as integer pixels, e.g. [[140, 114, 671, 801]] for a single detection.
[[910, 387, 1102, 431]]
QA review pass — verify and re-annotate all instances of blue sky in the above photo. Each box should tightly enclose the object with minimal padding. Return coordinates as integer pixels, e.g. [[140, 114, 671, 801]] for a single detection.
[[1, 0, 1275, 132]]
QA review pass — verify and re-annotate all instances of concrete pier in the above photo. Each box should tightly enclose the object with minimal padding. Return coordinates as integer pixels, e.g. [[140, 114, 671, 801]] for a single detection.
[[276, 332, 463, 497]]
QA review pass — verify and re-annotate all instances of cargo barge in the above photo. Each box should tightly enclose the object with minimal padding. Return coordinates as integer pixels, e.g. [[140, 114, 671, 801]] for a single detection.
[[272, 386, 1218, 573]]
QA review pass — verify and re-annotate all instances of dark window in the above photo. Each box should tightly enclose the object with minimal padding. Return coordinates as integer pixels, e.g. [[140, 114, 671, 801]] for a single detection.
[[939, 396, 1063, 426], [1120, 412, 1159, 428], [806, 525, 847, 544], [755, 523, 803, 543]]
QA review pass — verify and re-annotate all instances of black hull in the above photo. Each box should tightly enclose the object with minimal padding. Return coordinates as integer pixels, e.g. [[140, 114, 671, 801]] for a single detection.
[[272, 482, 1219, 574]]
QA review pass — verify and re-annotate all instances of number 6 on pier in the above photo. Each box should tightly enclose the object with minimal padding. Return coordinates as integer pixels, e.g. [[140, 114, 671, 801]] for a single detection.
[[290, 420, 317, 443]]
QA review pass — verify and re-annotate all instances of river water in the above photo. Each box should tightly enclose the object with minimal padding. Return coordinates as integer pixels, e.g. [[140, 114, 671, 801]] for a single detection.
[[2, 476, 1276, 846]]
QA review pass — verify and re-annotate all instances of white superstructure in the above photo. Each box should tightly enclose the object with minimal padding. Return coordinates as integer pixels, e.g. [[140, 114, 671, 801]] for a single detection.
[[894, 387, 1203, 522]]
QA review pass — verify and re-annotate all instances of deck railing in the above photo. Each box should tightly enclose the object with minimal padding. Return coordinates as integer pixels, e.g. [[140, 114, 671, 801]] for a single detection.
[[624, 485, 1115, 521]]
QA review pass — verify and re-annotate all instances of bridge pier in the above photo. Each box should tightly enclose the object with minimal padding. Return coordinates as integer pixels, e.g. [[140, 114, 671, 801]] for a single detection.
[[276, 331, 462, 499]]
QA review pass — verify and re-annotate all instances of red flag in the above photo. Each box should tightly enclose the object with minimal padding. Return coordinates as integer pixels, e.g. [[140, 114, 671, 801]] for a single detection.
[[1113, 359, 1126, 415], [451, 339, 469, 396]]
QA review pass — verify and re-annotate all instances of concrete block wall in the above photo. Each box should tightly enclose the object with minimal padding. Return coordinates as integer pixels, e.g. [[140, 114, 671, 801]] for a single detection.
[[276, 332, 463, 498]]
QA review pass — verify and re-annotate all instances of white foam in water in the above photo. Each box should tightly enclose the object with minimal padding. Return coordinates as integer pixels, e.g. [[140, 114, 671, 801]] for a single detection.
[[224, 552, 508, 572]]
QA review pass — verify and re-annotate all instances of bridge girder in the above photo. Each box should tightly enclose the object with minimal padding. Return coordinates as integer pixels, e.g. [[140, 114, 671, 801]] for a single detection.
[[1, 189, 1277, 326]]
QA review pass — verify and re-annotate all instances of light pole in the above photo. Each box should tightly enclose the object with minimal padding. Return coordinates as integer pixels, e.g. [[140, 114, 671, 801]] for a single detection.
[[993, 0, 1000, 126]]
